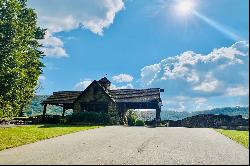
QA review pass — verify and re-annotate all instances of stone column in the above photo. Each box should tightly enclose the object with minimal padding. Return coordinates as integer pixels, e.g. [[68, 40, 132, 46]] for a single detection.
[[42, 104, 47, 122], [62, 107, 66, 117], [156, 103, 161, 125]]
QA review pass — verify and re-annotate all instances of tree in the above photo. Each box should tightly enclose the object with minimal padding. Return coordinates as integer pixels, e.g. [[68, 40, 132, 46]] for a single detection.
[[126, 109, 138, 126], [0, 0, 46, 117]]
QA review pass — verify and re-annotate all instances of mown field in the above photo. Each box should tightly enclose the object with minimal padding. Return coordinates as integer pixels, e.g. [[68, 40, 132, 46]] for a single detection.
[[216, 129, 249, 148], [0, 125, 100, 151]]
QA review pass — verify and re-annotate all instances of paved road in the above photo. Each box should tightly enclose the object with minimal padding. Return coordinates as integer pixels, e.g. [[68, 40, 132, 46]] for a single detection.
[[0, 126, 249, 165]]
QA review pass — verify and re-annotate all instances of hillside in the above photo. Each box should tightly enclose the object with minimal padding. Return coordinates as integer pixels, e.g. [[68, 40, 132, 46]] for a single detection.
[[136, 107, 249, 121], [193, 107, 249, 119], [24, 95, 73, 116], [25, 96, 249, 120]]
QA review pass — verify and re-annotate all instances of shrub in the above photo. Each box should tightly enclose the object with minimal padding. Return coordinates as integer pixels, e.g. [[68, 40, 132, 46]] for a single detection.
[[30, 115, 61, 124], [66, 112, 111, 125], [59, 117, 67, 124], [109, 117, 119, 125], [127, 110, 138, 126], [135, 119, 145, 126], [0, 117, 12, 125]]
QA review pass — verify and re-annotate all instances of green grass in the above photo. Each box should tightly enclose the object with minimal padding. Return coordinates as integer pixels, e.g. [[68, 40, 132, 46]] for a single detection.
[[216, 129, 249, 148], [0, 125, 100, 151]]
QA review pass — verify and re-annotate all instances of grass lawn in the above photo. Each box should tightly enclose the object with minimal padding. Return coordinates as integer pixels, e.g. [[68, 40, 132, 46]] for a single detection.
[[216, 129, 249, 148], [0, 124, 100, 151]]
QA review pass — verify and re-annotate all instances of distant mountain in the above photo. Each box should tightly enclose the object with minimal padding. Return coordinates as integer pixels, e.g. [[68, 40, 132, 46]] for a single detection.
[[25, 96, 249, 120], [24, 95, 73, 116], [136, 107, 249, 121], [192, 107, 249, 119]]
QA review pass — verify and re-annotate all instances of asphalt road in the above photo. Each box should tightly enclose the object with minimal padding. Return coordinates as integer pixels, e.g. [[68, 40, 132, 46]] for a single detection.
[[0, 126, 249, 165]]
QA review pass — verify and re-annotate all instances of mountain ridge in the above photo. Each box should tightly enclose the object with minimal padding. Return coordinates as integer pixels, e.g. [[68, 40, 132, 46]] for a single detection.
[[26, 95, 249, 120]]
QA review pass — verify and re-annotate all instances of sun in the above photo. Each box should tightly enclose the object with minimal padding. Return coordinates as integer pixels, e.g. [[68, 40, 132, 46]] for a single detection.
[[174, 0, 196, 16]]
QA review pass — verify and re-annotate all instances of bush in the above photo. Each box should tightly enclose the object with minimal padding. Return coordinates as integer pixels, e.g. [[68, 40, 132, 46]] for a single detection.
[[127, 110, 138, 126], [109, 117, 119, 125], [59, 117, 67, 124], [135, 119, 145, 126], [65, 112, 111, 125], [30, 115, 61, 124], [0, 117, 12, 125]]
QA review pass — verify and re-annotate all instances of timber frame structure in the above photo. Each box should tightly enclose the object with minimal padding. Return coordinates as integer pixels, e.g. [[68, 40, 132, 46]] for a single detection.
[[41, 77, 164, 124]]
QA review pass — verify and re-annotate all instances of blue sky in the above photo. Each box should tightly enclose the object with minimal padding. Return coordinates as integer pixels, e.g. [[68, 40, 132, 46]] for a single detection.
[[29, 0, 249, 112]]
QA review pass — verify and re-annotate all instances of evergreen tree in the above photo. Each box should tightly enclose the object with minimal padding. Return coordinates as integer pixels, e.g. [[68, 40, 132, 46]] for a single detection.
[[0, 0, 46, 117]]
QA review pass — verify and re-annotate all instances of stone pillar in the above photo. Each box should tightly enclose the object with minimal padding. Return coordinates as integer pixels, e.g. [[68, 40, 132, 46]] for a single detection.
[[62, 107, 66, 117], [156, 104, 161, 125], [42, 104, 47, 122], [118, 104, 127, 125]]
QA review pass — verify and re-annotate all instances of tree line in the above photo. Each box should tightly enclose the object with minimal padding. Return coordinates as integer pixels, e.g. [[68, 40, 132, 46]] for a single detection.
[[0, 0, 46, 117]]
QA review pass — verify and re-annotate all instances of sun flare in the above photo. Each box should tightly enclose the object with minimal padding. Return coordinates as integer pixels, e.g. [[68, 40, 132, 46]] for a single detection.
[[175, 0, 196, 16]]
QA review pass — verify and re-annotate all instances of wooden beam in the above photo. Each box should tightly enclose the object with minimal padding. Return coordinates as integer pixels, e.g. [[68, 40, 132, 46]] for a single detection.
[[117, 102, 159, 109]]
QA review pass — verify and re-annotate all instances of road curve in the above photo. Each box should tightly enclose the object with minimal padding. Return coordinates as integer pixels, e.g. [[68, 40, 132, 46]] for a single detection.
[[0, 126, 249, 165]]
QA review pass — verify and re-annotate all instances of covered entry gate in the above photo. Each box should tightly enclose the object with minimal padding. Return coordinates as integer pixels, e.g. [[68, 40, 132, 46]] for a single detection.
[[116, 102, 162, 124], [41, 77, 164, 125], [108, 88, 164, 124]]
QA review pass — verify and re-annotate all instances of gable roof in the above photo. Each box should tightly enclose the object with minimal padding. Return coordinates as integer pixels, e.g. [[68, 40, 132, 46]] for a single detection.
[[42, 80, 114, 105], [108, 88, 161, 103], [98, 77, 111, 84], [41, 91, 81, 105], [73, 80, 115, 104], [42, 81, 162, 105]]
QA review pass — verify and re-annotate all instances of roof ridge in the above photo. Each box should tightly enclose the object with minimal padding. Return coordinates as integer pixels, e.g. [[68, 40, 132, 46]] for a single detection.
[[109, 88, 160, 91]]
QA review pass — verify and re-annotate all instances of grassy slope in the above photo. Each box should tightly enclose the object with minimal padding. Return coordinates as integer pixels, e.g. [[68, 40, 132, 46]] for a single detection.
[[216, 129, 249, 148], [0, 125, 100, 151]]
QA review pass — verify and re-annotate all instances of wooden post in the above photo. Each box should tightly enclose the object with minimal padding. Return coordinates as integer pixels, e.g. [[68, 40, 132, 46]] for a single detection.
[[42, 104, 47, 122], [62, 107, 66, 117]]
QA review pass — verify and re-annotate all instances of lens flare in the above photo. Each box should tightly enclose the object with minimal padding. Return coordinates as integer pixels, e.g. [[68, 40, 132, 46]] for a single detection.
[[193, 10, 242, 41], [172, 0, 242, 41], [175, 0, 195, 16]]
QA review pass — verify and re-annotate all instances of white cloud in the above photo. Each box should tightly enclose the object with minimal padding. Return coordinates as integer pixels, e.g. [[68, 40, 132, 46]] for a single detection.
[[42, 46, 67, 58], [29, 0, 125, 57], [112, 74, 134, 83], [186, 70, 199, 83], [163, 96, 210, 112], [30, 0, 124, 35], [178, 102, 185, 112], [193, 80, 219, 92], [140, 41, 249, 111], [38, 75, 46, 81], [110, 83, 134, 89], [193, 73, 219, 92], [194, 97, 207, 105], [141, 41, 249, 95], [194, 97, 208, 111], [74, 80, 92, 91], [39, 31, 68, 58], [141, 41, 249, 86], [140, 64, 161, 85], [225, 85, 249, 96], [40, 15, 79, 34], [176, 96, 189, 101], [74, 79, 134, 91]]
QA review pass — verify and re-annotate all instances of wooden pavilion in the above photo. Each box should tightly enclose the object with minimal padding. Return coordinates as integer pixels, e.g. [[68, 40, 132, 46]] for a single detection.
[[41, 77, 164, 124]]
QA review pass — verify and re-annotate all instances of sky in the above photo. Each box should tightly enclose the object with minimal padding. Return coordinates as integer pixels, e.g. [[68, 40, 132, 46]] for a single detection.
[[28, 0, 249, 112]]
